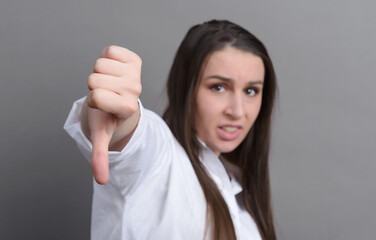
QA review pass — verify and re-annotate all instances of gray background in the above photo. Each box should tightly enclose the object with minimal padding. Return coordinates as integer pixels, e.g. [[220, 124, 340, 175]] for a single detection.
[[1, 0, 375, 239]]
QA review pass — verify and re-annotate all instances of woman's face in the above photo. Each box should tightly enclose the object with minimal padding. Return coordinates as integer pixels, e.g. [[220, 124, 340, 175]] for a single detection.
[[195, 47, 265, 156]]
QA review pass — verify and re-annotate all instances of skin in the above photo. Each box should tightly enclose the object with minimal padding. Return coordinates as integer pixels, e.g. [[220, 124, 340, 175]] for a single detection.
[[195, 47, 265, 156], [81, 45, 142, 185]]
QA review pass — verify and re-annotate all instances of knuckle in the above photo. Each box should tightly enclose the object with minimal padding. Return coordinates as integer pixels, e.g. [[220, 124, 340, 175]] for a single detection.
[[89, 89, 101, 107], [128, 49, 142, 65], [117, 101, 128, 117], [135, 55, 142, 66], [134, 83, 142, 95], [127, 100, 138, 114], [94, 58, 105, 72], [119, 99, 137, 118], [106, 45, 118, 58], [87, 91, 96, 108], [87, 73, 98, 89]]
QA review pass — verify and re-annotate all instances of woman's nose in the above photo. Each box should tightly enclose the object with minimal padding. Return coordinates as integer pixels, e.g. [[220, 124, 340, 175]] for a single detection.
[[224, 93, 245, 119]]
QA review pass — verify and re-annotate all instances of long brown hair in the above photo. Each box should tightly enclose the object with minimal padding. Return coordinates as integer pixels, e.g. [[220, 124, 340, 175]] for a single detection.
[[163, 20, 277, 240]]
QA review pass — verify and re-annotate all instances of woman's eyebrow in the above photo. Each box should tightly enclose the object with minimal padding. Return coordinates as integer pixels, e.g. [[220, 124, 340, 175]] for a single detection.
[[205, 75, 264, 85]]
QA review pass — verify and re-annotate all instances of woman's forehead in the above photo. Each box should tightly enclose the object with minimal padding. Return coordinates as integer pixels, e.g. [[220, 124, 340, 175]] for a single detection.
[[201, 47, 265, 83]]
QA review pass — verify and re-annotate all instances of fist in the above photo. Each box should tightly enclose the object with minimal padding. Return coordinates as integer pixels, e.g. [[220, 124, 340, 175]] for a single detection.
[[86, 46, 142, 185], [87, 45, 142, 119]]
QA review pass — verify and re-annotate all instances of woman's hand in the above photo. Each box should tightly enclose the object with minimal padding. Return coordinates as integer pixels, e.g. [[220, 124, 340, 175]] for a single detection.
[[82, 45, 142, 185]]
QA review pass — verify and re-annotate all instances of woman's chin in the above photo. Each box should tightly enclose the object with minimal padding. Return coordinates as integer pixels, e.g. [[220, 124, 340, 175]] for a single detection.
[[209, 142, 240, 156]]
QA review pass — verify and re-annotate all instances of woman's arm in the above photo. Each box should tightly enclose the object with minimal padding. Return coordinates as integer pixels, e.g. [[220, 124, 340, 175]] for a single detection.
[[80, 45, 142, 185]]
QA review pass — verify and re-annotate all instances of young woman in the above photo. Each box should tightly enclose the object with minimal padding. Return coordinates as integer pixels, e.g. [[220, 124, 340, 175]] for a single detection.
[[64, 20, 277, 240]]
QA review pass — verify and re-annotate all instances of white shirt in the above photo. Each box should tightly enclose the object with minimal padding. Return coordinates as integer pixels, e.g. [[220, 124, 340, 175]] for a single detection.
[[64, 97, 262, 240]]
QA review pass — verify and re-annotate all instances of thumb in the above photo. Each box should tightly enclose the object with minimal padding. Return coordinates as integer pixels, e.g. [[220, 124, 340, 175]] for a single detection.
[[88, 108, 117, 185], [91, 129, 111, 185]]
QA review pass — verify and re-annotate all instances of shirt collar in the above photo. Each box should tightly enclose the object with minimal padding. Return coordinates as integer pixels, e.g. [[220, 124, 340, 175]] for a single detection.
[[197, 137, 243, 196], [221, 158, 243, 196]]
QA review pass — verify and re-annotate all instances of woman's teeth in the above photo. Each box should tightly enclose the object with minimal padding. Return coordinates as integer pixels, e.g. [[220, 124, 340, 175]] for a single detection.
[[222, 127, 238, 132]]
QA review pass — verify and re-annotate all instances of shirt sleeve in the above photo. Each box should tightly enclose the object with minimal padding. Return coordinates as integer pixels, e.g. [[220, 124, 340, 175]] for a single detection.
[[63, 96, 176, 196]]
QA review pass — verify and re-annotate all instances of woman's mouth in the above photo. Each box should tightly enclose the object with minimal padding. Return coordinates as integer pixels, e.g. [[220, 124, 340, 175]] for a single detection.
[[217, 125, 242, 141], [221, 126, 238, 133]]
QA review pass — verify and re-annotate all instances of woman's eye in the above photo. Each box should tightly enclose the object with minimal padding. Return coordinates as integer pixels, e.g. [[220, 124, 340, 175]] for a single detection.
[[245, 88, 258, 96], [210, 84, 225, 92]]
